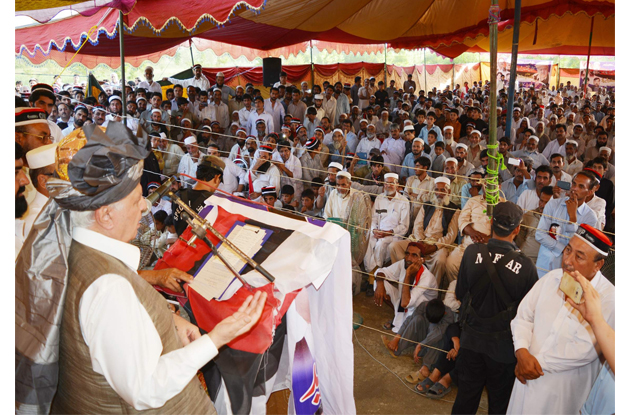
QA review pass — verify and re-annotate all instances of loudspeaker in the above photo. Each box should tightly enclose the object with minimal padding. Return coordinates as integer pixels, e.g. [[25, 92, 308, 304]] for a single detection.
[[263, 57, 282, 87]]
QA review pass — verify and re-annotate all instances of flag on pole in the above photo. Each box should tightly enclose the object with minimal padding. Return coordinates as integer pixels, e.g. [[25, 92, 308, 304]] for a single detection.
[[88, 73, 104, 98]]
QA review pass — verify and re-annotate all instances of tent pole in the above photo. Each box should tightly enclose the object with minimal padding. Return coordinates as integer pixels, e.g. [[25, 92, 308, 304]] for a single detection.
[[310, 40, 315, 89], [384, 43, 388, 88], [451, 58, 455, 91], [505, 0, 521, 138], [583, 16, 594, 97], [487, 0, 500, 218], [556, 55, 561, 89], [423, 48, 427, 92], [189, 39, 195, 67], [118, 10, 127, 125]]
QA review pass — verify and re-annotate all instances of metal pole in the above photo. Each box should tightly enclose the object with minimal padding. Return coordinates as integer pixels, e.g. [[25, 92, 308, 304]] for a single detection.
[[423, 48, 427, 92], [118, 10, 127, 125], [384, 43, 388, 87], [310, 40, 315, 89], [487, 0, 500, 217], [583, 16, 595, 97], [505, 0, 521, 137], [189, 39, 195, 67], [451, 58, 455, 91], [556, 55, 561, 89]]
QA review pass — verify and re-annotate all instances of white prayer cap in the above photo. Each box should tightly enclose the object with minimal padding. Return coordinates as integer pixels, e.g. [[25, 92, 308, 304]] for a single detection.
[[574, 123, 584, 129], [381, 110, 389, 115], [159, 132, 168, 139], [403, 120, 413, 125], [434, 176, 451, 186], [26, 143, 58, 169], [456, 143, 468, 151], [136, 96, 147, 102], [184, 136, 197, 145], [328, 162, 343, 171], [236, 128, 247, 135], [314, 94, 324, 100], [336, 171, 352, 180], [180, 118, 192, 125], [413, 137, 424, 144], [443, 126, 454, 132], [384, 173, 399, 180], [235, 85, 244, 90], [332, 128, 344, 136], [445, 157, 458, 165], [528, 135, 539, 143], [108, 95, 121, 104], [536, 121, 545, 126], [216, 72, 225, 77], [367, 124, 376, 130], [496, 106, 503, 111], [599, 146, 612, 155], [403, 125, 415, 133], [470, 130, 481, 137], [565, 139, 578, 147], [151, 108, 162, 115], [359, 119, 369, 125]]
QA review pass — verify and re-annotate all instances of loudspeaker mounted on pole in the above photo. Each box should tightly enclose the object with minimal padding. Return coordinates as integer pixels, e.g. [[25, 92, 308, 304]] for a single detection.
[[262, 57, 282, 87]]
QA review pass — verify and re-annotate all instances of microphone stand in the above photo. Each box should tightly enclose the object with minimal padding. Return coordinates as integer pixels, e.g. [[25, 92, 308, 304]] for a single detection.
[[168, 191, 276, 283]]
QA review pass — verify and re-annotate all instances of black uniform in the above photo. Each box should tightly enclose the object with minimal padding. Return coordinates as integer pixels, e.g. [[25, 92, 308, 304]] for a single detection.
[[172, 188, 213, 236], [451, 239, 538, 415]]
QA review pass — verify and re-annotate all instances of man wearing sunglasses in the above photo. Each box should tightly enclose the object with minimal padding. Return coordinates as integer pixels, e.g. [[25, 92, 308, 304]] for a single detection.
[[28, 83, 64, 143]]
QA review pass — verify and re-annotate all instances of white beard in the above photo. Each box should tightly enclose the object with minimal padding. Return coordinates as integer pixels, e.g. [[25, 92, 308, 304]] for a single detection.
[[367, 132, 375, 139], [430, 193, 450, 206], [384, 190, 396, 197]]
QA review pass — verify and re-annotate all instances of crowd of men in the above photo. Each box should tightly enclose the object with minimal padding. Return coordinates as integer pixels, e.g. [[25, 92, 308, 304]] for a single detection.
[[16, 64, 615, 414]]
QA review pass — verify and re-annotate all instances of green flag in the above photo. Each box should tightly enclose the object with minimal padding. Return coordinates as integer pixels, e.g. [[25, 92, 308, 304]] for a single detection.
[[157, 68, 194, 87], [88, 73, 104, 98]]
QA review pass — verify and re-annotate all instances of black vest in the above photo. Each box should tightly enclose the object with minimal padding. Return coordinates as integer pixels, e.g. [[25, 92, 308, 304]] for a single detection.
[[421, 201, 459, 235]]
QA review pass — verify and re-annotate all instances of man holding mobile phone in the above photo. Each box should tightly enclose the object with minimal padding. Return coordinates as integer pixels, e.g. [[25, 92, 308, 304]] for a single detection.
[[507, 224, 614, 415]]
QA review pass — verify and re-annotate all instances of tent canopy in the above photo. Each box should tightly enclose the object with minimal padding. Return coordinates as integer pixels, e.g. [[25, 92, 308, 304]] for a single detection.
[[16, 0, 615, 66]]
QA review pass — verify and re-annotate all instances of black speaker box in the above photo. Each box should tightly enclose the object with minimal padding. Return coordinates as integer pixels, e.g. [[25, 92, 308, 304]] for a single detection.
[[262, 57, 282, 87]]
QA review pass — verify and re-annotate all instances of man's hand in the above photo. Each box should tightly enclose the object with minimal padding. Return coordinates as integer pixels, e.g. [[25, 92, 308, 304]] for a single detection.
[[406, 259, 424, 278], [373, 278, 386, 307], [552, 184, 562, 199], [514, 348, 544, 384], [138, 268, 194, 293], [447, 337, 460, 360], [421, 243, 437, 256], [566, 270, 604, 327], [465, 225, 489, 244], [173, 313, 201, 346], [413, 344, 422, 363], [317, 186, 326, 198], [565, 193, 578, 222], [208, 291, 267, 349], [162, 77, 169, 82]]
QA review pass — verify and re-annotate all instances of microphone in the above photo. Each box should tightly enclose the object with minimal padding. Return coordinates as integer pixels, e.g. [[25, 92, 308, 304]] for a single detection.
[[146, 177, 175, 206]]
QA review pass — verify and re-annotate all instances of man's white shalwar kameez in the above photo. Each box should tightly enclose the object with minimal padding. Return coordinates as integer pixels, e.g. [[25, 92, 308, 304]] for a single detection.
[[374, 261, 438, 333], [363, 192, 410, 272], [507, 268, 615, 415]]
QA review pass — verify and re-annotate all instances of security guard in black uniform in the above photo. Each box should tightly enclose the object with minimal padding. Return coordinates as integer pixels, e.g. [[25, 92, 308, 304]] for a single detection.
[[452, 201, 538, 415], [172, 155, 224, 236]]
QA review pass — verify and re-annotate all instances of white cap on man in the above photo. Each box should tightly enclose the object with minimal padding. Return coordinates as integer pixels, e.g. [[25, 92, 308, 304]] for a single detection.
[[184, 136, 197, 145], [26, 143, 58, 169], [337, 171, 352, 180], [384, 172, 399, 180], [528, 135, 540, 143], [443, 126, 454, 132], [456, 143, 468, 151], [328, 162, 343, 170], [599, 146, 612, 156], [434, 176, 451, 186], [413, 137, 424, 144]]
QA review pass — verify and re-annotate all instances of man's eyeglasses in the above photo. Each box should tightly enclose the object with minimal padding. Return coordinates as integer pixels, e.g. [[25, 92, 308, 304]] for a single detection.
[[22, 131, 53, 144]]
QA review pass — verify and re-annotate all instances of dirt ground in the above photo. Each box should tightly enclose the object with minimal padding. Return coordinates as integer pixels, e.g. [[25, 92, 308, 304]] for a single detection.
[[351, 292, 489, 415]]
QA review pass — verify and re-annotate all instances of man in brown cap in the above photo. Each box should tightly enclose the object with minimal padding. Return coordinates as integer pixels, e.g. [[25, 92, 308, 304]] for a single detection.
[[46, 122, 265, 414]]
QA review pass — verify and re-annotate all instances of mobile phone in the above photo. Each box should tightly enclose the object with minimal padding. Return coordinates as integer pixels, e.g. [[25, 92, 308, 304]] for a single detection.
[[559, 272, 583, 304], [508, 157, 521, 166], [557, 180, 571, 191]]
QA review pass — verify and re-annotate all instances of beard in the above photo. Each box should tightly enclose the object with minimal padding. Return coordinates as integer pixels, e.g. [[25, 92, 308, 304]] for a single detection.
[[470, 142, 480, 148], [75, 118, 85, 128], [338, 189, 349, 199], [16, 188, 27, 218], [384, 190, 396, 197], [430, 192, 450, 207], [366, 132, 375, 139], [257, 160, 272, 173]]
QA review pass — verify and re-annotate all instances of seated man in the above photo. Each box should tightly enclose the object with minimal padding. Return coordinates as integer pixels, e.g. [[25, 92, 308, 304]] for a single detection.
[[373, 242, 437, 332], [516, 165, 553, 212], [260, 186, 283, 208], [508, 225, 614, 414], [515, 186, 554, 263], [389, 176, 460, 286], [405, 156, 434, 220], [443, 158, 467, 207], [323, 171, 355, 221], [383, 299, 454, 389], [363, 173, 410, 273], [445, 172, 493, 282]]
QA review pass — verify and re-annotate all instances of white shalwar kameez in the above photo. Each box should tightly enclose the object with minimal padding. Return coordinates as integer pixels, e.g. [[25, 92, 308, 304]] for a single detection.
[[507, 268, 615, 415], [374, 261, 438, 333], [363, 192, 410, 272]]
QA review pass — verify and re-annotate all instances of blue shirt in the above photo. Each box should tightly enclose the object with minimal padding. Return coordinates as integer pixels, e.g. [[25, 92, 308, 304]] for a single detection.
[[418, 125, 443, 143], [535, 197, 599, 277], [500, 177, 534, 204], [400, 152, 431, 179], [581, 362, 614, 415]]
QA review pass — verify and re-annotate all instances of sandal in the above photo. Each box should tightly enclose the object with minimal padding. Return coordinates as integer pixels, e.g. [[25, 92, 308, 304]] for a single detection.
[[425, 382, 452, 400], [405, 369, 427, 384], [414, 377, 434, 395], [382, 320, 393, 331], [381, 335, 399, 358]]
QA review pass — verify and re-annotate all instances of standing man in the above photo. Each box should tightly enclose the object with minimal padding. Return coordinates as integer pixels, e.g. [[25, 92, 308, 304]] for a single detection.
[[247, 96, 274, 137], [49, 123, 267, 414], [28, 83, 64, 143], [177, 136, 206, 189], [403, 74, 417, 94], [62, 104, 89, 137], [535, 171, 600, 277], [22, 143, 57, 239], [507, 225, 614, 414], [138, 66, 163, 94], [265, 87, 285, 134], [452, 202, 538, 415], [163, 64, 210, 91]]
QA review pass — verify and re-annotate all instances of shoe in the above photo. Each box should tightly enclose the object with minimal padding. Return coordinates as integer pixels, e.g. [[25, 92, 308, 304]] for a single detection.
[[366, 283, 374, 297]]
